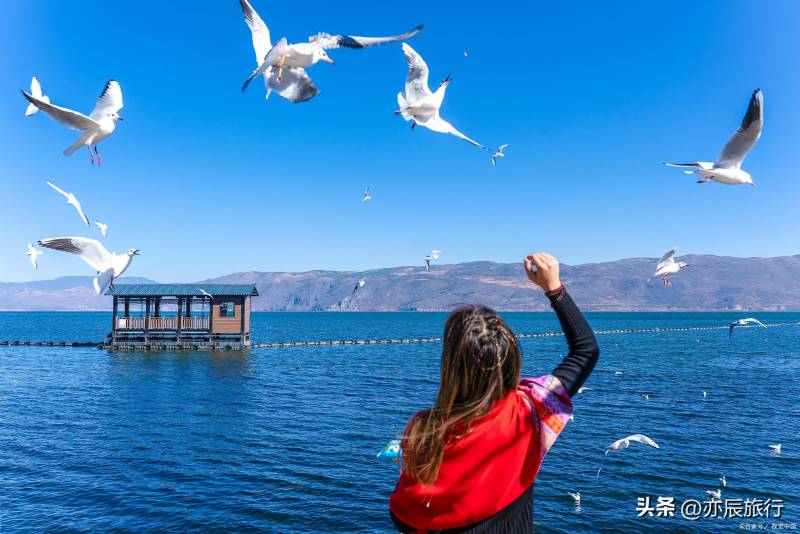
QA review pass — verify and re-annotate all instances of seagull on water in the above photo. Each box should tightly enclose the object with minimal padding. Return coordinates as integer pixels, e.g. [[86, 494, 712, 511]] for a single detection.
[[396, 43, 486, 150], [706, 489, 722, 501], [239, 0, 421, 103], [95, 221, 109, 237], [614, 371, 624, 377], [729, 317, 767, 338], [665, 89, 763, 187], [719, 475, 727, 487], [703, 390, 708, 398], [22, 80, 123, 165], [490, 144, 509, 166], [567, 491, 581, 505], [38, 237, 139, 294], [425, 250, 441, 271], [362, 188, 372, 204], [654, 247, 689, 287], [641, 393, 650, 400], [46, 181, 89, 227], [26, 244, 42, 270], [198, 288, 214, 299], [352, 277, 366, 296], [24, 77, 49, 116], [769, 444, 781, 455]]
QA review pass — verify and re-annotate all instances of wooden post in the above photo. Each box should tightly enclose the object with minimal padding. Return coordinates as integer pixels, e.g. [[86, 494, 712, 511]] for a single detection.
[[240, 296, 246, 344], [144, 298, 151, 343], [111, 296, 118, 345], [176, 297, 183, 340], [208, 297, 214, 346], [154, 298, 161, 318], [124, 297, 130, 317], [185, 296, 192, 318]]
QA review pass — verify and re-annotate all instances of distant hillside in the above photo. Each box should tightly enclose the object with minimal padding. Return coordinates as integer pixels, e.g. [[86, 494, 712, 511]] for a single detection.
[[1, 255, 798, 312]]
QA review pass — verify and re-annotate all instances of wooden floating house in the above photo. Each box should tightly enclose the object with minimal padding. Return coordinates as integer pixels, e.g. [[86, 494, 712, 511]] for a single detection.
[[104, 284, 258, 350]]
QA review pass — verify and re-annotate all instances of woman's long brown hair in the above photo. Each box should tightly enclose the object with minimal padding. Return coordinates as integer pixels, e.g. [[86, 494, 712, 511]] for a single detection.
[[402, 305, 521, 485]]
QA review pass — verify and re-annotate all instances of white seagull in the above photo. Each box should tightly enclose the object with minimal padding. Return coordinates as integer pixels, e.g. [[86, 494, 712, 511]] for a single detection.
[[769, 444, 781, 455], [567, 491, 581, 505], [614, 371, 624, 377], [352, 277, 366, 296], [706, 489, 722, 501], [597, 434, 660, 478], [719, 475, 727, 487], [641, 393, 650, 400], [362, 187, 372, 204], [24, 77, 49, 116], [198, 288, 214, 299], [703, 391, 708, 398], [95, 221, 109, 237], [654, 247, 689, 287], [396, 43, 486, 149], [729, 317, 767, 338], [26, 244, 42, 270], [577, 386, 592, 394], [46, 181, 89, 227], [490, 144, 509, 166], [665, 89, 763, 187], [22, 80, 124, 165], [38, 237, 139, 294], [425, 250, 441, 271], [239, 0, 421, 103]]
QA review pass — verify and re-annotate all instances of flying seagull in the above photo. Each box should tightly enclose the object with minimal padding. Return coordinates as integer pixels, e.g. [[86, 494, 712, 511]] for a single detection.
[[25, 77, 49, 116], [425, 250, 441, 271], [239, 0, 421, 103], [729, 317, 767, 338], [22, 80, 123, 165], [665, 89, 763, 187], [46, 181, 89, 227], [198, 288, 214, 299], [706, 489, 722, 501], [597, 434, 660, 478], [362, 187, 372, 204], [95, 221, 109, 237], [38, 237, 138, 294], [490, 144, 509, 166], [654, 247, 688, 287], [396, 43, 486, 149], [26, 244, 42, 270], [577, 386, 592, 394], [352, 277, 366, 296]]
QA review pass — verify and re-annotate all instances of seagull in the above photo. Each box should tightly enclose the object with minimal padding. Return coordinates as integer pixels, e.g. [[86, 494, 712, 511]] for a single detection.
[[38, 237, 139, 294], [239, 0, 421, 103], [665, 89, 763, 187], [24, 77, 49, 116], [22, 80, 123, 165], [26, 244, 42, 270], [597, 434, 660, 478], [490, 144, 509, 166], [654, 247, 689, 287], [362, 187, 372, 204], [769, 444, 781, 455], [706, 489, 722, 500], [567, 491, 581, 505], [425, 250, 441, 271], [577, 386, 592, 394], [46, 181, 89, 227], [703, 390, 708, 398], [352, 277, 366, 296], [641, 393, 650, 400], [719, 475, 727, 487], [198, 288, 214, 299], [396, 43, 486, 150], [95, 221, 109, 237], [729, 317, 767, 338], [614, 371, 624, 377]]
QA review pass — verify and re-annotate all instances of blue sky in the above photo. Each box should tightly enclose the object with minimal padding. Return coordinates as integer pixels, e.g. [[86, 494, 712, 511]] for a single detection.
[[1, 1, 799, 283]]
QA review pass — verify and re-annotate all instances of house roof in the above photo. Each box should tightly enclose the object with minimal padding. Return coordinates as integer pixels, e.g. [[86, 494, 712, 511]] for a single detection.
[[106, 284, 258, 297]]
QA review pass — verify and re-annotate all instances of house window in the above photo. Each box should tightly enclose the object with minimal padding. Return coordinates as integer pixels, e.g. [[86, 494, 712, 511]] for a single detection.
[[219, 302, 236, 317]]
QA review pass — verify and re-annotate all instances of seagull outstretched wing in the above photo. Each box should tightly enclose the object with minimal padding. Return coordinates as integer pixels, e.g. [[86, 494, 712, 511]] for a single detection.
[[656, 247, 678, 270], [21, 91, 97, 131], [400, 43, 431, 100], [716, 89, 763, 168], [38, 237, 112, 273], [309, 26, 422, 50], [89, 80, 123, 121]]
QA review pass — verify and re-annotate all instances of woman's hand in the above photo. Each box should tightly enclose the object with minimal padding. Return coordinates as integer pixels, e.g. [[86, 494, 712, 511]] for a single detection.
[[524, 252, 562, 292]]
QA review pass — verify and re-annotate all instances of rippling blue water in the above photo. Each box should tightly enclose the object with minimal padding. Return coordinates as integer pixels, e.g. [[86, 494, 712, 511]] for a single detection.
[[1, 311, 798, 532]]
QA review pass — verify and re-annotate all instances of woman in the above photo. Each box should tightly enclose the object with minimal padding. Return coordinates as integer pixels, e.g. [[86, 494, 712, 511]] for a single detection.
[[390, 252, 599, 533]]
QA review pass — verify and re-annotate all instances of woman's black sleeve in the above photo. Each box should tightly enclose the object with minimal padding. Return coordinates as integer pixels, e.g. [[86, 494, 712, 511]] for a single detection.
[[546, 286, 599, 396]]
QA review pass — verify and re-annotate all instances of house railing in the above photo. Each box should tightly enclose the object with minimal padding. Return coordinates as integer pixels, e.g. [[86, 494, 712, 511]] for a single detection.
[[116, 317, 209, 330]]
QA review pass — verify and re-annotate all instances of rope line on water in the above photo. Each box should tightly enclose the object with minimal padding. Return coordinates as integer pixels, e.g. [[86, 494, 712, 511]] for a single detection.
[[1, 322, 797, 350]]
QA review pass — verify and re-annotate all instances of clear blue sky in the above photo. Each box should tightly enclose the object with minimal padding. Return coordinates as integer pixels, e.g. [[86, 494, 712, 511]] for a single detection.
[[1, 1, 799, 283]]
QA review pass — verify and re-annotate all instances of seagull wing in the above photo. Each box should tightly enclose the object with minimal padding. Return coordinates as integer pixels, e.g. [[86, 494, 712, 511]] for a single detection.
[[46, 180, 70, 199], [744, 318, 767, 327], [89, 80, 123, 121], [401, 43, 431, 100], [656, 247, 678, 269], [715, 89, 763, 168], [38, 237, 112, 272], [729, 323, 735, 338], [423, 116, 486, 149], [627, 434, 660, 449], [72, 199, 90, 227], [21, 91, 98, 131], [267, 66, 319, 103], [310, 25, 422, 50], [239, 0, 271, 63]]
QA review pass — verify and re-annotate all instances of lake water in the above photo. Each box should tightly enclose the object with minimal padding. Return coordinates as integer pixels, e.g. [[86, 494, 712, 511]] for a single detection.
[[1, 311, 798, 532]]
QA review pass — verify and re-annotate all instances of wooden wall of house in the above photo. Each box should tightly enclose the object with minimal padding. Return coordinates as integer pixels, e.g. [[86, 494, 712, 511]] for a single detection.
[[244, 296, 251, 334], [211, 296, 245, 334]]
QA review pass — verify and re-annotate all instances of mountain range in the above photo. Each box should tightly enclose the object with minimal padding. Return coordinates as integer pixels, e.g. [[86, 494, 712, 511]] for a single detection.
[[2, 254, 799, 311]]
